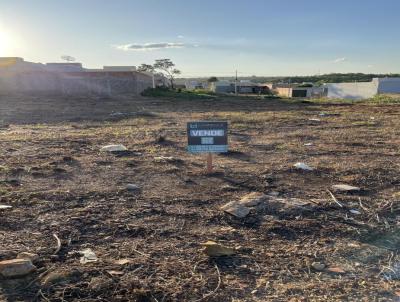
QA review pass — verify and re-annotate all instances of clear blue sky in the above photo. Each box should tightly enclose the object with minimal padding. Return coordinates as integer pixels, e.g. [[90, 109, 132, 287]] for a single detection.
[[1, 0, 399, 77]]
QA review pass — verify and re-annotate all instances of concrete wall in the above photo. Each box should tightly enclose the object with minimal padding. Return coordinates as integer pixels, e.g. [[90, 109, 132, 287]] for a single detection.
[[325, 80, 379, 100], [0, 69, 153, 96]]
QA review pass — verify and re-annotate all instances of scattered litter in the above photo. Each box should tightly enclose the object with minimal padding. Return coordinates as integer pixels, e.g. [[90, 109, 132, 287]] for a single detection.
[[110, 112, 125, 117], [114, 259, 132, 265], [126, 184, 140, 191], [304, 143, 313, 146], [79, 248, 98, 264], [309, 118, 321, 122], [0, 259, 37, 278], [154, 156, 179, 163], [382, 262, 400, 280], [267, 191, 280, 197], [202, 241, 235, 257], [349, 209, 362, 215], [294, 162, 314, 171], [319, 112, 340, 117], [107, 270, 124, 276], [0, 205, 12, 210], [332, 184, 360, 192], [312, 262, 326, 271], [100, 144, 128, 152], [327, 266, 346, 274], [221, 184, 238, 192]]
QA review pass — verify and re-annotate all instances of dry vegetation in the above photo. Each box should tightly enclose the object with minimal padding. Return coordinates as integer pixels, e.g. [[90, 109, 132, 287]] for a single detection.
[[1, 94, 400, 301]]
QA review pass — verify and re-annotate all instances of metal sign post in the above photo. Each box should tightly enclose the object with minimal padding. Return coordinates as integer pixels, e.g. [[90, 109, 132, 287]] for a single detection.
[[187, 121, 228, 174], [207, 152, 213, 174]]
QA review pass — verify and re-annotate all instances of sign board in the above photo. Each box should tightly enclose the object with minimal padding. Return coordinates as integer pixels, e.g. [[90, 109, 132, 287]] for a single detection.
[[187, 121, 228, 153]]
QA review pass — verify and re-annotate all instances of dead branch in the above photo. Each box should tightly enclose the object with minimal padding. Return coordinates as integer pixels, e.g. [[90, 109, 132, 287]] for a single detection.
[[327, 190, 343, 208], [53, 233, 62, 255], [194, 263, 221, 302]]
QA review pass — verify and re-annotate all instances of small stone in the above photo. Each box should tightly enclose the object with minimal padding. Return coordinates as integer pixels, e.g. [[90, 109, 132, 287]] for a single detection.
[[100, 144, 128, 152], [294, 162, 314, 171], [262, 215, 278, 222], [42, 270, 80, 287], [0, 259, 37, 278], [312, 262, 326, 271], [221, 202, 250, 218], [239, 192, 268, 207], [17, 252, 39, 263], [221, 185, 238, 192], [332, 184, 360, 192], [202, 241, 235, 257], [126, 184, 140, 191]]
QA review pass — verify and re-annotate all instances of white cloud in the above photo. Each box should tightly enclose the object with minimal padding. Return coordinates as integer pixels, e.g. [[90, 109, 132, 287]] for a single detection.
[[333, 57, 347, 63], [115, 42, 192, 51], [177, 35, 184, 39], [367, 64, 374, 68]]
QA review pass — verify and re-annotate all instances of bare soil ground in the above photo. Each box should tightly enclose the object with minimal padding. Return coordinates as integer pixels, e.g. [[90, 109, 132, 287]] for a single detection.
[[1, 94, 400, 301]]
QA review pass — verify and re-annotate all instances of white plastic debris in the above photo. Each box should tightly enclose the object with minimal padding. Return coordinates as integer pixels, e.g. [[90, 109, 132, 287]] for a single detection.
[[332, 184, 360, 192], [0, 205, 12, 210], [309, 118, 321, 122], [79, 249, 98, 264], [100, 144, 127, 152], [349, 209, 362, 215], [294, 162, 314, 171], [304, 143, 313, 146]]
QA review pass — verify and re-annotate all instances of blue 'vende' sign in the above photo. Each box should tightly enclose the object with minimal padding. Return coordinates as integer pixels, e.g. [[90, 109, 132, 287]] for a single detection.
[[187, 121, 228, 153]]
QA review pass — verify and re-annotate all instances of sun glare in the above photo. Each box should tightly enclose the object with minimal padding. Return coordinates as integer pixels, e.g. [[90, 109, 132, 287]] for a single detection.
[[0, 29, 16, 56]]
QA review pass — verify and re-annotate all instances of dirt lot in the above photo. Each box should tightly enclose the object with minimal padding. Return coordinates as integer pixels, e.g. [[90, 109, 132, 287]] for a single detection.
[[1, 94, 400, 301]]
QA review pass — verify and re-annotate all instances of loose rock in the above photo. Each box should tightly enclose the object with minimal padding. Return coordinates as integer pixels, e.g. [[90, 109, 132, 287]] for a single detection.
[[100, 144, 128, 152], [79, 248, 98, 264], [221, 202, 250, 218], [221, 192, 268, 218], [294, 162, 314, 171], [202, 241, 235, 257], [0, 259, 37, 278], [312, 262, 326, 271], [17, 252, 40, 263], [239, 192, 268, 207], [126, 184, 140, 191]]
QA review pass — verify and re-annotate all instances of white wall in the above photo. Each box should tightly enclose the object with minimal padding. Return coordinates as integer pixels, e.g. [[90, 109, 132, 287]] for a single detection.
[[325, 80, 378, 100]]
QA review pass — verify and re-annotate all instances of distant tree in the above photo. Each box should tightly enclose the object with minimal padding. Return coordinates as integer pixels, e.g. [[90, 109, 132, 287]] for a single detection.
[[153, 59, 181, 89], [207, 76, 218, 83], [138, 59, 181, 89], [137, 64, 155, 73]]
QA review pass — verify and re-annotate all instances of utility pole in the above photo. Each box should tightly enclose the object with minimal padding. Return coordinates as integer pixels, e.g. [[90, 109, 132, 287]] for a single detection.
[[235, 70, 238, 95]]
